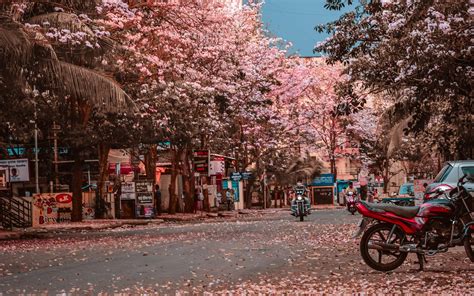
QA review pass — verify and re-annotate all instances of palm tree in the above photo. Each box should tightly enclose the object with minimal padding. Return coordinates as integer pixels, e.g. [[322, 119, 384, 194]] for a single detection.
[[0, 1, 135, 221], [284, 151, 323, 185]]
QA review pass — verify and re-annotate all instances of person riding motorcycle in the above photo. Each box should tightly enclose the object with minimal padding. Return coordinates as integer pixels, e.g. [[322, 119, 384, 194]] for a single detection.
[[345, 181, 357, 195], [291, 179, 311, 216]]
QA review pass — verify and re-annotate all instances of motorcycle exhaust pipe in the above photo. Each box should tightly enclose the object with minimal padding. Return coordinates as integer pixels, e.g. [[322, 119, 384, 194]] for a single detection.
[[368, 241, 400, 251], [369, 241, 428, 254]]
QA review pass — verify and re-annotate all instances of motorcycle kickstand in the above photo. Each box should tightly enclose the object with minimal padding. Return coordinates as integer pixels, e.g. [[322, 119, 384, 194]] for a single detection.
[[415, 253, 427, 271]]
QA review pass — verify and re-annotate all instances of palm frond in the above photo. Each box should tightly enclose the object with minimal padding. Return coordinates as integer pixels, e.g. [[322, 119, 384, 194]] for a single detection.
[[0, 14, 32, 69], [286, 152, 323, 179], [32, 0, 102, 13], [43, 60, 136, 113], [28, 12, 95, 35]]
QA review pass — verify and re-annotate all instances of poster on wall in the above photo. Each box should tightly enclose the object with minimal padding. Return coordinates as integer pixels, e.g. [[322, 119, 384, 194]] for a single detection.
[[32, 193, 73, 226], [0, 158, 30, 182]]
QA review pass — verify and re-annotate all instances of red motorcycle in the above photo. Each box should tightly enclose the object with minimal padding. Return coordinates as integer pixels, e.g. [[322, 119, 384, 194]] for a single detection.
[[354, 175, 474, 272]]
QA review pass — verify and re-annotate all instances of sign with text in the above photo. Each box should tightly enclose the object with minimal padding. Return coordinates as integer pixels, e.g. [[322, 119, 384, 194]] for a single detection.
[[0, 158, 30, 182], [137, 192, 153, 204], [135, 180, 154, 217], [121, 181, 136, 193], [311, 174, 334, 187], [242, 172, 253, 180], [33, 193, 73, 226], [230, 172, 242, 181], [193, 150, 210, 176], [312, 187, 334, 205], [209, 159, 225, 176]]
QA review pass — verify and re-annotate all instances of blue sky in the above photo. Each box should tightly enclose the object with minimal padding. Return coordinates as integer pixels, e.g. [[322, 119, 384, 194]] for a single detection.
[[260, 0, 350, 56]]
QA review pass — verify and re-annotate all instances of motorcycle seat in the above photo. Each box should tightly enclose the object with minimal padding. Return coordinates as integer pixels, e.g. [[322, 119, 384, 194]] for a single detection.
[[361, 201, 420, 218]]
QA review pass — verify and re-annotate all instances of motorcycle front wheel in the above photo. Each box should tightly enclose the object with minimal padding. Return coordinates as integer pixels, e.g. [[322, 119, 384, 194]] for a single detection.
[[298, 203, 304, 221], [464, 228, 474, 262], [360, 223, 407, 272]]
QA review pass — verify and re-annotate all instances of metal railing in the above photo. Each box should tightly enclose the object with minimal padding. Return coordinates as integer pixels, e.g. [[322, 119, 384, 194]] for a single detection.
[[0, 196, 32, 230]]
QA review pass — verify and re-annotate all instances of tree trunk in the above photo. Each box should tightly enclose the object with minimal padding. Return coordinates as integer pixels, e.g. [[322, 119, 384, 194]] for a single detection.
[[244, 180, 254, 209], [202, 176, 210, 212], [71, 148, 83, 222], [383, 161, 390, 194], [96, 143, 110, 219], [182, 149, 194, 213], [168, 149, 179, 214], [145, 144, 157, 182]]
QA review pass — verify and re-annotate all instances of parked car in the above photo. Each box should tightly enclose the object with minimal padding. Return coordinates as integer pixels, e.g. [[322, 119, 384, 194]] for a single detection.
[[425, 161, 474, 199], [398, 182, 414, 198]]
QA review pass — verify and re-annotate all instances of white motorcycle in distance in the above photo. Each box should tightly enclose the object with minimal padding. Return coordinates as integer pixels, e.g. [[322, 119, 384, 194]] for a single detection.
[[291, 187, 311, 221]]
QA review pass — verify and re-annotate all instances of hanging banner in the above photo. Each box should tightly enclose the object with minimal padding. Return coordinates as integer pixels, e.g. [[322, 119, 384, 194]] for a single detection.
[[0, 158, 30, 182]]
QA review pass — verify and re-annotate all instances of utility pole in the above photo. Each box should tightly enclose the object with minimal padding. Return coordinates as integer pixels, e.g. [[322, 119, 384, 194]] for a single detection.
[[263, 168, 266, 209], [53, 122, 60, 191], [34, 101, 40, 194]]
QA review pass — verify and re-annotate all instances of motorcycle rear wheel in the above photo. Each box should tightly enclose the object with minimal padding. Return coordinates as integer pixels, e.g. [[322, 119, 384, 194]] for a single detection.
[[360, 223, 407, 272], [464, 229, 474, 262]]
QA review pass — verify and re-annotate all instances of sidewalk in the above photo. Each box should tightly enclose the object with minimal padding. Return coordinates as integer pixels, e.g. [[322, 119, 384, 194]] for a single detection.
[[0, 209, 279, 240], [0, 229, 22, 240]]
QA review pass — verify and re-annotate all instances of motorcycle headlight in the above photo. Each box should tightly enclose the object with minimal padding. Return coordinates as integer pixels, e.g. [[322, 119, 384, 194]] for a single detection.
[[297, 196, 302, 200]]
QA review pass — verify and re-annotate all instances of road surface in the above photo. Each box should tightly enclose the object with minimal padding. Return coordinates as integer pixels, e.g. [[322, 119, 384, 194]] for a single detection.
[[0, 209, 472, 294]]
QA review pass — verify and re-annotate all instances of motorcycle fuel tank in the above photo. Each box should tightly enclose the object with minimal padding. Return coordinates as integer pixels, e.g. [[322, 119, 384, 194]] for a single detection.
[[418, 199, 454, 218]]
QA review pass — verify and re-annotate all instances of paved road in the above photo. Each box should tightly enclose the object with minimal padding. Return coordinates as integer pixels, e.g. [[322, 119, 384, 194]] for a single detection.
[[0, 209, 472, 294]]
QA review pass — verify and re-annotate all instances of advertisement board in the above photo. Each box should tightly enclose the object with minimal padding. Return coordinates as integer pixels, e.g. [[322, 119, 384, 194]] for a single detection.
[[193, 150, 209, 176], [0, 158, 30, 182], [32, 193, 73, 226], [209, 160, 225, 176], [311, 174, 334, 187], [312, 187, 334, 205], [135, 180, 154, 217]]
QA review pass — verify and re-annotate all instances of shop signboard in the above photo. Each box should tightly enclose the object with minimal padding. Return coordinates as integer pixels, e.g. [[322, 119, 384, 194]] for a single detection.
[[311, 174, 334, 187], [135, 180, 154, 217], [135, 180, 153, 193], [137, 192, 153, 204], [120, 181, 136, 200], [121, 181, 135, 193], [209, 156, 225, 176], [242, 172, 252, 180], [0, 158, 30, 182], [193, 150, 210, 176], [312, 187, 334, 205], [230, 172, 242, 181]]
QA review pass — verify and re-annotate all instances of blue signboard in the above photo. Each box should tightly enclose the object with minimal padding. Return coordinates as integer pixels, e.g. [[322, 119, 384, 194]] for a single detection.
[[241, 172, 252, 180], [230, 172, 242, 181], [311, 174, 335, 186]]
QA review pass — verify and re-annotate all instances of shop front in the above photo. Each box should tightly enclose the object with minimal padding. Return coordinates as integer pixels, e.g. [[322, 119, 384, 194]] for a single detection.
[[119, 180, 154, 219], [309, 174, 335, 205]]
